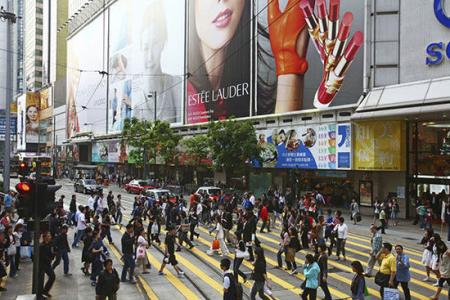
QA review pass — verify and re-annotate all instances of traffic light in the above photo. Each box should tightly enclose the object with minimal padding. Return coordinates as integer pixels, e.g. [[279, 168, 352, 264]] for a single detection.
[[36, 183, 62, 218], [18, 161, 30, 176], [15, 181, 35, 219]]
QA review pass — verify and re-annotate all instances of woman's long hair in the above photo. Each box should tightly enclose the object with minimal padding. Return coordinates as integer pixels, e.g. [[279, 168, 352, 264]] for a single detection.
[[188, 0, 251, 119]]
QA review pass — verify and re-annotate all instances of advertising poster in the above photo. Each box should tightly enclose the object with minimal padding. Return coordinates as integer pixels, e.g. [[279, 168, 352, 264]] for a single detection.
[[359, 180, 373, 206], [354, 120, 405, 170], [16, 94, 26, 150], [25, 92, 40, 143], [186, 0, 252, 124], [254, 123, 343, 170], [337, 123, 351, 169], [92, 140, 128, 163], [256, 0, 364, 115], [108, 0, 184, 132], [67, 16, 106, 139]]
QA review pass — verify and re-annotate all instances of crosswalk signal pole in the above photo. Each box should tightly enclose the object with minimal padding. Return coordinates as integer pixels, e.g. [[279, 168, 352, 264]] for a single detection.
[[0, 2, 16, 193]]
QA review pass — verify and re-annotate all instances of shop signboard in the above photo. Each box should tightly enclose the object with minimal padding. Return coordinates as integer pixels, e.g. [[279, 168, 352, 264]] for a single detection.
[[354, 120, 405, 171], [359, 180, 373, 206], [254, 123, 351, 170], [337, 123, 352, 169], [92, 140, 128, 163]]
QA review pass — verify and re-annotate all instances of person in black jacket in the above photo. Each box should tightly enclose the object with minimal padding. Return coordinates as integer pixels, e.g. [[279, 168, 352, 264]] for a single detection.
[[51, 224, 72, 276], [243, 211, 257, 262], [121, 224, 136, 283], [251, 247, 270, 300], [221, 258, 237, 300], [96, 259, 120, 300], [38, 232, 56, 298]]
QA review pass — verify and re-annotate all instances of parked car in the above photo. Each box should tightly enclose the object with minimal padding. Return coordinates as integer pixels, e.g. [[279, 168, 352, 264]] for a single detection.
[[144, 189, 177, 203], [74, 179, 103, 194], [195, 186, 222, 201], [124, 180, 155, 194]]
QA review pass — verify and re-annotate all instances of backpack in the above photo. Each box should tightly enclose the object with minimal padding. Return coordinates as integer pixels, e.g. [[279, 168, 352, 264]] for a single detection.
[[224, 272, 243, 300]]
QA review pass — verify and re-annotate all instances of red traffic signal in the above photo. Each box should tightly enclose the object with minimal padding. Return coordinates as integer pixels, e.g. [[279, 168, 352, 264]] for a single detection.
[[16, 182, 31, 193], [18, 161, 30, 176]]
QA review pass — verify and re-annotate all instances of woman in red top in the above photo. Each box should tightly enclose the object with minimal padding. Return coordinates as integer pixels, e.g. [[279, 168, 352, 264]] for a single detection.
[[260, 203, 270, 233]]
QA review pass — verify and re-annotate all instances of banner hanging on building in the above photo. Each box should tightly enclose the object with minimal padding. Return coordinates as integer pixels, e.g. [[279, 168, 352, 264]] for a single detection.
[[256, 0, 365, 115], [186, 0, 252, 124], [108, 0, 184, 133], [253, 123, 351, 170], [92, 140, 128, 163]]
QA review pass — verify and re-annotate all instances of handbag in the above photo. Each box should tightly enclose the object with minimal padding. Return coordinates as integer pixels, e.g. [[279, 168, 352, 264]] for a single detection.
[[356, 213, 362, 222], [212, 239, 220, 250], [7, 244, 16, 256], [136, 245, 146, 259], [374, 271, 390, 286]]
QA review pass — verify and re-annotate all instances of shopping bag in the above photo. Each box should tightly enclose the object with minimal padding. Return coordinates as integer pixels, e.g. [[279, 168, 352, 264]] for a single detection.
[[20, 246, 32, 259], [383, 288, 400, 300], [212, 239, 220, 250]]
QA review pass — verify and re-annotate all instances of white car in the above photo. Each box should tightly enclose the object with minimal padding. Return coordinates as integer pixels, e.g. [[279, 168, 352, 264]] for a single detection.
[[144, 189, 177, 203], [195, 186, 222, 201]]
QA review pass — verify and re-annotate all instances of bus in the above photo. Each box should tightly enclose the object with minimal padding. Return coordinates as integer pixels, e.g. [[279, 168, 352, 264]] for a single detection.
[[15, 153, 54, 182]]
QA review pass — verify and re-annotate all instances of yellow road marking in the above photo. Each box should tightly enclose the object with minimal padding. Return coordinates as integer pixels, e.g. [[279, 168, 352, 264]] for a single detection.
[[106, 238, 159, 300], [256, 230, 445, 298], [196, 227, 349, 299], [115, 226, 200, 300]]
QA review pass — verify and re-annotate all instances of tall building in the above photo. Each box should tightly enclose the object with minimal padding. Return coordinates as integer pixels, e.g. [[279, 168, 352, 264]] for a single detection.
[[24, 0, 50, 91]]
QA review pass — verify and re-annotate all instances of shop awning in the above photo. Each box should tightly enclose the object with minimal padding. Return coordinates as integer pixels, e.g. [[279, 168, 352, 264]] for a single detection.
[[353, 76, 450, 119]]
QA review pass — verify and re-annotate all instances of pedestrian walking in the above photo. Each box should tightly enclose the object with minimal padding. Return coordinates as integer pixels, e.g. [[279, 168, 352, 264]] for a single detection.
[[364, 224, 383, 277], [234, 240, 249, 282], [350, 199, 360, 225], [302, 254, 320, 300], [5, 226, 17, 278], [379, 206, 387, 234], [334, 217, 348, 261], [69, 195, 77, 226], [276, 227, 289, 270], [214, 215, 229, 256], [250, 247, 270, 300], [96, 259, 120, 300], [0, 231, 8, 292], [287, 227, 300, 275], [220, 258, 240, 300], [90, 230, 106, 286], [317, 245, 332, 300], [430, 233, 447, 286], [81, 227, 94, 276], [421, 228, 435, 281], [136, 229, 150, 274], [394, 245, 411, 300], [417, 202, 427, 229], [374, 243, 396, 298], [52, 224, 72, 276], [243, 211, 257, 262], [188, 206, 200, 241], [159, 225, 184, 277], [115, 195, 124, 228], [430, 248, 450, 299], [100, 210, 114, 245], [260, 202, 270, 233], [121, 224, 136, 283], [72, 206, 87, 248], [13, 222, 23, 273], [38, 232, 56, 298], [351, 261, 366, 300], [391, 199, 400, 226]]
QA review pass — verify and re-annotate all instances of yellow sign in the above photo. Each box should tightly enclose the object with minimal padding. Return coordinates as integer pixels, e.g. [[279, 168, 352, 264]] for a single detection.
[[354, 120, 405, 171]]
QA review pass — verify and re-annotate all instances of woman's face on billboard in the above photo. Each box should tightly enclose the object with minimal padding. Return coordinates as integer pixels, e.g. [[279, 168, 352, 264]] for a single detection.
[[27, 106, 38, 122], [195, 0, 245, 51]]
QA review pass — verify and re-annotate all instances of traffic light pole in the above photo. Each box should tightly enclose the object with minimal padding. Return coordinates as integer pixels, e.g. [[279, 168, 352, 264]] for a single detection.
[[31, 162, 41, 295]]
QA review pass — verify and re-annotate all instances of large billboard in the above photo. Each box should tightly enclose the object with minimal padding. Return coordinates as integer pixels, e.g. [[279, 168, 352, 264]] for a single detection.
[[186, 0, 252, 124], [254, 122, 351, 170], [256, 0, 364, 115], [67, 16, 107, 139], [92, 140, 128, 163], [108, 0, 185, 132], [25, 92, 40, 144]]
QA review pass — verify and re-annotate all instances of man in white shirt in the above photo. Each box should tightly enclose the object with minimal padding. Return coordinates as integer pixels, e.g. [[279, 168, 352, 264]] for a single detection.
[[87, 194, 95, 212], [249, 193, 256, 206], [334, 216, 348, 261], [96, 193, 105, 216], [72, 206, 87, 248]]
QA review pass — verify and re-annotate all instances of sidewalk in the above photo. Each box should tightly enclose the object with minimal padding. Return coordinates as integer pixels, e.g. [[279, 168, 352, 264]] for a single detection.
[[0, 227, 147, 300]]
